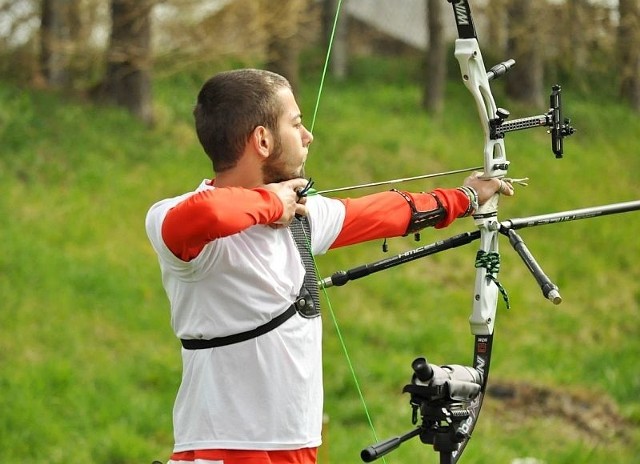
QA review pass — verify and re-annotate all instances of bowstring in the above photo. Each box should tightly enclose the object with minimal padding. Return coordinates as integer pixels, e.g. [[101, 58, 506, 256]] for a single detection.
[[310, 0, 340, 134], [307, 0, 384, 454]]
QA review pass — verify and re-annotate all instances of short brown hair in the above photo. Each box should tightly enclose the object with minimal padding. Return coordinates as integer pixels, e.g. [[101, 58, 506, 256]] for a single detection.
[[193, 69, 291, 172]]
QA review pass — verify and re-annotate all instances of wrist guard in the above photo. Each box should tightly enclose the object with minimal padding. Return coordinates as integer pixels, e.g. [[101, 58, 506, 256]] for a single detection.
[[392, 189, 446, 235], [456, 186, 479, 217]]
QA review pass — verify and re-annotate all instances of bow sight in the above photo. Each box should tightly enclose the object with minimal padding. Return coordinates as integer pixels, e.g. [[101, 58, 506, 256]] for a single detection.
[[489, 84, 576, 159], [483, 58, 577, 158], [448, 0, 575, 171]]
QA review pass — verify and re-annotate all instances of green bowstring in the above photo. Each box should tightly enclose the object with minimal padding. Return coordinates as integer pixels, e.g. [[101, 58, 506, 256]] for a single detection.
[[299, 226, 383, 458], [309, 1, 340, 135], [307, 0, 384, 456]]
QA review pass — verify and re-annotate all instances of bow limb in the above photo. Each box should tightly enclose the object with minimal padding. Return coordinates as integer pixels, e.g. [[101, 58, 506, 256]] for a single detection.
[[450, 0, 505, 336]]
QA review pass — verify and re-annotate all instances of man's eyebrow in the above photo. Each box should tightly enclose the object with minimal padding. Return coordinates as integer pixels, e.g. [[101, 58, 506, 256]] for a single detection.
[[291, 113, 303, 122]]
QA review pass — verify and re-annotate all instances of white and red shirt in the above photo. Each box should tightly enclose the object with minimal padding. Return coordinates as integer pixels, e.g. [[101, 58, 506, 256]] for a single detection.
[[145, 180, 470, 454]]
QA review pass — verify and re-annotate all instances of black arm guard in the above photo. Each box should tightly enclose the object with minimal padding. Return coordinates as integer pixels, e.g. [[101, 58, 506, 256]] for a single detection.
[[392, 189, 446, 235]]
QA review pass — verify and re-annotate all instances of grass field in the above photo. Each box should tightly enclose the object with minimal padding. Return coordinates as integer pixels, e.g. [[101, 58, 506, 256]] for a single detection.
[[1, 56, 639, 463]]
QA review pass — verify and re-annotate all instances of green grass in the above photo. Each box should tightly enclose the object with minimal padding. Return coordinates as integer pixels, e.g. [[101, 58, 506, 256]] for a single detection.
[[1, 56, 639, 463]]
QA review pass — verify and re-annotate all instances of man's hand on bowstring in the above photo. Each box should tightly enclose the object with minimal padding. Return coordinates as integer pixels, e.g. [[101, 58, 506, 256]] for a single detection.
[[464, 172, 516, 206], [264, 178, 309, 228]]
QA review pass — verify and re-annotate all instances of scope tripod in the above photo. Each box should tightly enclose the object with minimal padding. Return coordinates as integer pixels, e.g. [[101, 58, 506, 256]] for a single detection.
[[362, 394, 474, 464]]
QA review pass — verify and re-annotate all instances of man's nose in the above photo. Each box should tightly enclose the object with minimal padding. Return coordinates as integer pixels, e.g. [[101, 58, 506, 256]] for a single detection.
[[303, 126, 314, 146]]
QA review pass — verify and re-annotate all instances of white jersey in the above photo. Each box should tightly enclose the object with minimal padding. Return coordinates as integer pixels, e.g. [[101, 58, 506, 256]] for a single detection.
[[145, 180, 345, 452]]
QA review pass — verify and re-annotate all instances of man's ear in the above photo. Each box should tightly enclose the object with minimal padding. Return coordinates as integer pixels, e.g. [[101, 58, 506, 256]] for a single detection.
[[251, 125, 272, 159]]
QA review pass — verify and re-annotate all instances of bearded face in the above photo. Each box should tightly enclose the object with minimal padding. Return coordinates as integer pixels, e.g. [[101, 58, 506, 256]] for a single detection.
[[261, 129, 306, 183], [261, 88, 312, 184]]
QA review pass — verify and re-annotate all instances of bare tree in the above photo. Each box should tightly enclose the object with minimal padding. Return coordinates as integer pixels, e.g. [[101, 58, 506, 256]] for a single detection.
[[321, 0, 336, 45], [422, 0, 445, 114], [505, 0, 543, 107], [566, 0, 592, 73], [545, 0, 617, 94], [618, 0, 640, 111], [40, 0, 70, 88], [484, 0, 508, 60], [39, 0, 95, 89], [94, 0, 154, 125], [324, 0, 348, 80]]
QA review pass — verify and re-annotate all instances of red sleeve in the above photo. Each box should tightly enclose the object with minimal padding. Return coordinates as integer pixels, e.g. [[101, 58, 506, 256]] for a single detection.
[[330, 188, 470, 249], [161, 187, 283, 261]]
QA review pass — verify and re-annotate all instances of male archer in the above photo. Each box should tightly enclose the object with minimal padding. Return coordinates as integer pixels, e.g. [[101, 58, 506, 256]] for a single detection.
[[145, 68, 513, 464]]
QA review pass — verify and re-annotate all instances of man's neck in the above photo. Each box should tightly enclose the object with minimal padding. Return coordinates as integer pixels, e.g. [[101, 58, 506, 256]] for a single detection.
[[213, 161, 263, 189]]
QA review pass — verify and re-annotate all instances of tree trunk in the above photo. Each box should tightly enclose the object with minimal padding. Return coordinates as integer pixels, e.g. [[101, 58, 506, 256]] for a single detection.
[[40, 0, 70, 88], [95, 0, 154, 125], [566, 0, 590, 73], [263, 0, 308, 93], [505, 0, 543, 107], [423, 0, 445, 114], [485, 0, 508, 60], [327, 0, 348, 80], [322, 0, 336, 45], [618, 0, 640, 111]]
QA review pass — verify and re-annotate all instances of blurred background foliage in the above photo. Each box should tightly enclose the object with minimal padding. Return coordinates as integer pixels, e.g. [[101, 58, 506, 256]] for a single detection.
[[1, 1, 639, 463]]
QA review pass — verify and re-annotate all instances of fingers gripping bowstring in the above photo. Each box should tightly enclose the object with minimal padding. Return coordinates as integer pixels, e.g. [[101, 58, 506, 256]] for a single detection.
[[306, 0, 385, 455]]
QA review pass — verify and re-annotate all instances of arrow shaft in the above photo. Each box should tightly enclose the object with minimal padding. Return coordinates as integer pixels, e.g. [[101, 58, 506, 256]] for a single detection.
[[317, 166, 482, 195]]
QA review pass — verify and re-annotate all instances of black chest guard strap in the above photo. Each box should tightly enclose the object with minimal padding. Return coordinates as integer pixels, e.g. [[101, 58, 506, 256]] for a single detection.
[[180, 217, 319, 350]]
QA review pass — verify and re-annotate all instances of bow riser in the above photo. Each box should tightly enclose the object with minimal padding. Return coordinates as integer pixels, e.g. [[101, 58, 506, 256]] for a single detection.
[[454, 38, 509, 190], [452, 31, 508, 340]]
